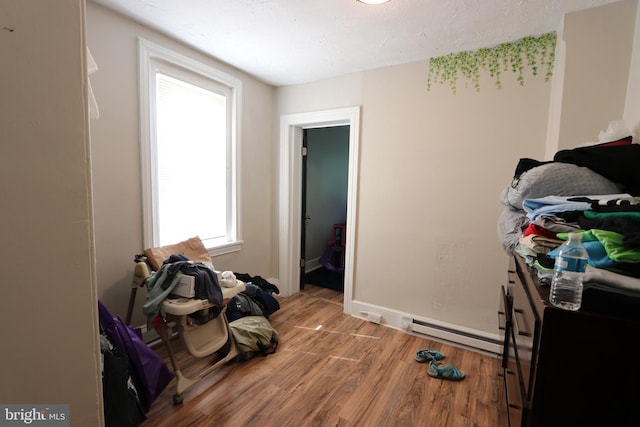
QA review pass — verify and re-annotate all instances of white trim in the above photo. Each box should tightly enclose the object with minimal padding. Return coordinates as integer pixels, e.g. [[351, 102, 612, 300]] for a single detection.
[[137, 38, 243, 253], [304, 257, 322, 272], [208, 239, 243, 257], [138, 39, 154, 248], [278, 107, 360, 317], [350, 299, 502, 355]]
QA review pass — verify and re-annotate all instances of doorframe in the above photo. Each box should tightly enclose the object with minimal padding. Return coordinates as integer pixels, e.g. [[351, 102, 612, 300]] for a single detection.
[[278, 106, 360, 314]]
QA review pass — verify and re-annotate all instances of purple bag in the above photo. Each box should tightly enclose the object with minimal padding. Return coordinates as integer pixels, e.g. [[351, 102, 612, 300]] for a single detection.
[[319, 245, 345, 273], [98, 300, 174, 412]]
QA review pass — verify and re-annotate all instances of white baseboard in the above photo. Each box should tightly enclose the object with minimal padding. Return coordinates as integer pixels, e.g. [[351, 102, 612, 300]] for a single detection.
[[131, 323, 160, 344], [349, 300, 502, 356], [304, 257, 321, 273]]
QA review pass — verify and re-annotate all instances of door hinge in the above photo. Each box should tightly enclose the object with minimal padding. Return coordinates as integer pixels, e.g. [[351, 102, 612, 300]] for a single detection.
[[299, 259, 305, 268], [301, 146, 308, 157]]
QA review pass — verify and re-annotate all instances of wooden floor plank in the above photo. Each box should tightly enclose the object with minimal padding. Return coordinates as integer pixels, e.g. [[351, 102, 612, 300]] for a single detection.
[[140, 285, 502, 426]]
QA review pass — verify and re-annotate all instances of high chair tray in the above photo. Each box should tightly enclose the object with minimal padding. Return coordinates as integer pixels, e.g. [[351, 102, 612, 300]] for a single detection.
[[162, 281, 245, 315]]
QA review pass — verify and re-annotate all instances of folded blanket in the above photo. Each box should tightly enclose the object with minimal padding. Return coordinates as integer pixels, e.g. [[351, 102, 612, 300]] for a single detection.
[[584, 265, 640, 297]]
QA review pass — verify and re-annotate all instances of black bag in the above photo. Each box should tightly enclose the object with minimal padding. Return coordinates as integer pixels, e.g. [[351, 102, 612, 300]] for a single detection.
[[226, 282, 280, 322], [101, 337, 146, 427], [227, 293, 264, 322]]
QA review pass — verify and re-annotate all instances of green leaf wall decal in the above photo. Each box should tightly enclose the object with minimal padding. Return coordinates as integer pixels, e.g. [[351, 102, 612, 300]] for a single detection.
[[427, 32, 556, 93]]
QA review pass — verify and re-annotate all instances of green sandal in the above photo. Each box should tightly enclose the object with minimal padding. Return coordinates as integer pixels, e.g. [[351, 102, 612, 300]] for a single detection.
[[427, 361, 465, 381], [415, 349, 445, 363]]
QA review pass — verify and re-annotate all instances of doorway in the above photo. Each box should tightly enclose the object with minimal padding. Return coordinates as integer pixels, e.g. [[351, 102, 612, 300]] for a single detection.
[[278, 106, 360, 315], [301, 126, 350, 292]]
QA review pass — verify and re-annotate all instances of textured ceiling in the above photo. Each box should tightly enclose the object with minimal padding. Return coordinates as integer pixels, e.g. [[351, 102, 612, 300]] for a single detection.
[[90, 0, 621, 86]]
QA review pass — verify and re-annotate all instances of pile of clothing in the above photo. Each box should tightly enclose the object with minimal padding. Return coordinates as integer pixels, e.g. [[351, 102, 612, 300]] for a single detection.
[[497, 138, 640, 297]]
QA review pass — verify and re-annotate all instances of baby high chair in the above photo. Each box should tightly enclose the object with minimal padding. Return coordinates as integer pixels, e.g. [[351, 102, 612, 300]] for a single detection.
[[129, 236, 245, 404]]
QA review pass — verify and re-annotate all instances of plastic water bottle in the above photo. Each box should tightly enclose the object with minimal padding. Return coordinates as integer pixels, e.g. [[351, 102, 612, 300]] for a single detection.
[[550, 232, 588, 311]]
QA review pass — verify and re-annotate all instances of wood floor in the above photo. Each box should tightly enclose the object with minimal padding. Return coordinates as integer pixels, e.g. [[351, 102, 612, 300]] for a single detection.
[[141, 285, 503, 427]]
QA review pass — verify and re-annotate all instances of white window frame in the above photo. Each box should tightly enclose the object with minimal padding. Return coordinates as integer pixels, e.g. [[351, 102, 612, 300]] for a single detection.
[[138, 38, 242, 256]]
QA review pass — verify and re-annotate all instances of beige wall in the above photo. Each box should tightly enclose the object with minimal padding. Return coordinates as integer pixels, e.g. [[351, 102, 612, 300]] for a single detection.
[[280, 60, 551, 334], [87, 3, 276, 327], [0, 0, 102, 425], [624, 0, 640, 131], [558, 0, 637, 149], [360, 62, 550, 327]]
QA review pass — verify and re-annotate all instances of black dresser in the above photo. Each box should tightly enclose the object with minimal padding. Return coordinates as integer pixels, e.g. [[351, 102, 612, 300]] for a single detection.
[[498, 255, 640, 427]]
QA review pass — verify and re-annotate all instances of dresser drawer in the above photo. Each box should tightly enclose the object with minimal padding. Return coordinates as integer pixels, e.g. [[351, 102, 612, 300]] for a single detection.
[[504, 327, 524, 426], [511, 267, 541, 403], [498, 286, 511, 368], [507, 256, 516, 285]]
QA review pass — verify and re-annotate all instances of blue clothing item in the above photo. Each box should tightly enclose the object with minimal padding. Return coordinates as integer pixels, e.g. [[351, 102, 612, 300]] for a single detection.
[[523, 196, 592, 220], [241, 283, 260, 297], [524, 194, 630, 220], [549, 231, 616, 268], [549, 239, 615, 268]]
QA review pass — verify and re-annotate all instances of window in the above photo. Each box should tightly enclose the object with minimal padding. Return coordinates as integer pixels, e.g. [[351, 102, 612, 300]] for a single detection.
[[138, 38, 242, 255]]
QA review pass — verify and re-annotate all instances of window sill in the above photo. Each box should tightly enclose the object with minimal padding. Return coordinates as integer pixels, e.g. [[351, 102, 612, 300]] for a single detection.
[[206, 239, 243, 257]]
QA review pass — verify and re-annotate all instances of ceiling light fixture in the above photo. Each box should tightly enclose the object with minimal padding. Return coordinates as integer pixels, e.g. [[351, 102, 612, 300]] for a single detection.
[[357, 0, 391, 4]]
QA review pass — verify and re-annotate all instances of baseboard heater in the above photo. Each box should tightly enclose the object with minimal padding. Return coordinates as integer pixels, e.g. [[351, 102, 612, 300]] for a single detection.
[[409, 318, 502, 355]]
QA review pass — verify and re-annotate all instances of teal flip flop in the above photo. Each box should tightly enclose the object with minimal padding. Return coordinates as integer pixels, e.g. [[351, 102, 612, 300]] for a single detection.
[[427, 361, 465, 381], [415, 349, 445, 363]]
